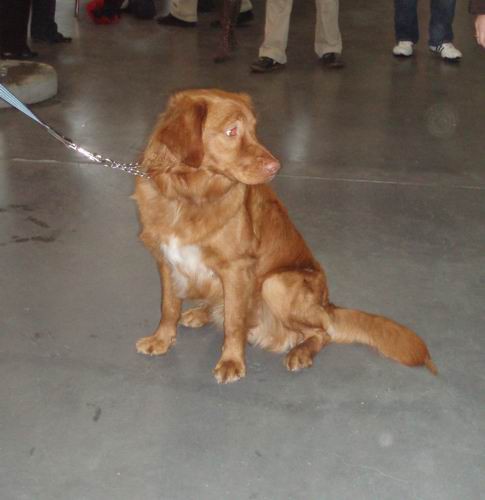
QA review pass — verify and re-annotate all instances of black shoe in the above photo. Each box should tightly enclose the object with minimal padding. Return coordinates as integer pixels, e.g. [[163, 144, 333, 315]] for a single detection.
[[1, 49, 39, 60], [320, 52, 344, 69], [211, 9, 254, 28], [250, 57, 285, 73], [33, 32, 72, 43], [156, 14, 196, 27]]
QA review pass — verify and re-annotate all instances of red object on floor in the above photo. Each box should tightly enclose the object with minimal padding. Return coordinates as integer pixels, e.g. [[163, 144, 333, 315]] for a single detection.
[[86, 0, 121, 24]]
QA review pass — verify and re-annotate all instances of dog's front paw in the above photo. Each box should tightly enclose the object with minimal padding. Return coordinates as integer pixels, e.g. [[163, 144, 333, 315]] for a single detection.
[[136, 335, 175, 356], [213, 358, 246, 384], [285, 345, 313, 372]]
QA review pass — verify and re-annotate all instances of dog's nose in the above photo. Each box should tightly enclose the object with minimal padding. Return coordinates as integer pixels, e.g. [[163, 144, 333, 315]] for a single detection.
[[263, 160, 281, 175]]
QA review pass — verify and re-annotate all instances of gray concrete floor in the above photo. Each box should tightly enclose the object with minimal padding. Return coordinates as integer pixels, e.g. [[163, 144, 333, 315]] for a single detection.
[[1, 1, 484, 499]]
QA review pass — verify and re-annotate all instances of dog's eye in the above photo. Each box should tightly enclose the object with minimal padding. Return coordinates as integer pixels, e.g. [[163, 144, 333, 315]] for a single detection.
[[225, 126, 238, 137]]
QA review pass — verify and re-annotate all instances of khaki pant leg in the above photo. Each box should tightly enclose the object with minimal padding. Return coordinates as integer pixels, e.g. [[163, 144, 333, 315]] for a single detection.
[[314, 0, 342, 56], [259, 0, 293, 64], [171, 0, 198, 22], [241, 0, 253, 13]]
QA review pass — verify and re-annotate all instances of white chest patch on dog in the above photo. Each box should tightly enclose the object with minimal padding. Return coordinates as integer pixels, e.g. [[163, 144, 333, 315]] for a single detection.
[[161, 238, 214, 297]]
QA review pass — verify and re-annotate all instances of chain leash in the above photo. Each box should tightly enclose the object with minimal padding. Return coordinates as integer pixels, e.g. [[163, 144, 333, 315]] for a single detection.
[[0, 82, 150, 179]]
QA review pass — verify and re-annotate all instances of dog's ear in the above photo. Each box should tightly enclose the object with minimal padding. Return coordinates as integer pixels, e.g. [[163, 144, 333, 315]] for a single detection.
[[151, 94, 207, 168]]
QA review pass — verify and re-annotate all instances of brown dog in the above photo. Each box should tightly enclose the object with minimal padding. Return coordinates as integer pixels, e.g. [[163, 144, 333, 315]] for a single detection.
[[133, 89, 437, 383]]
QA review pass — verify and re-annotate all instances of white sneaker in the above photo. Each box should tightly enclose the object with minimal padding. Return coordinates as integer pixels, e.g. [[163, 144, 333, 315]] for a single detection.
[[429, 43, 462, 61], [393, 41, 414, 57]]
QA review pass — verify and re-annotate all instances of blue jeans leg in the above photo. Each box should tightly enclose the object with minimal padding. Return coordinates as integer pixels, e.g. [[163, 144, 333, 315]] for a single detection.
[[429, 0, 456, 46], [394, 0, 419, 43]]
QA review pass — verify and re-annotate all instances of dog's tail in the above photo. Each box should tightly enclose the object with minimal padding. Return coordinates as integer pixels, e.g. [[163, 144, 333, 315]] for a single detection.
[[325, 304, 437, 375]]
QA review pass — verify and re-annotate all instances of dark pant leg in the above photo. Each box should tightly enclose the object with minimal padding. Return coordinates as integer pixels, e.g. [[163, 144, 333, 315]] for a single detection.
[[429, 0, 455, 46], [0, 0, 32, 53], [31, 0, 58, 39], [394, 0, 419, 43]]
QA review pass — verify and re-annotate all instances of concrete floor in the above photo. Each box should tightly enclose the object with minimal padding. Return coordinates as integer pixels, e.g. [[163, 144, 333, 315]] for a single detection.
[[1, 1, 484, 499]]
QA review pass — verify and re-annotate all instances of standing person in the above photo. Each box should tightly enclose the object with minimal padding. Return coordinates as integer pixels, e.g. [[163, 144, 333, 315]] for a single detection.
[[250, 0, 343, 73], [393, 0, 462, 61], [0, 0, 38, 59], [157, 0, 254, 27], [31, 0, 72, 43], [470, 0, 485, 47]]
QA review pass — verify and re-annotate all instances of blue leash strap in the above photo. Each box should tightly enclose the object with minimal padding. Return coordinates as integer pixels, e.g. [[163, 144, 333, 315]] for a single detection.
[[0, 83, 45, 126], [0, 83, 149, 178]]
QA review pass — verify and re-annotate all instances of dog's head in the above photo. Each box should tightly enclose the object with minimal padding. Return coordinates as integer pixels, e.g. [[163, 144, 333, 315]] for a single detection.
[[144, 89, 280, 185]]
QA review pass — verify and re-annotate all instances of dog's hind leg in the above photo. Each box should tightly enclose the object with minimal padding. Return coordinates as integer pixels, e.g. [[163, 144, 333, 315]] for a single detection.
[[285, 328, 332, 371], [179, 305, 211, 328], [262, 269, 436, 374], [261, 269, 332, 372]]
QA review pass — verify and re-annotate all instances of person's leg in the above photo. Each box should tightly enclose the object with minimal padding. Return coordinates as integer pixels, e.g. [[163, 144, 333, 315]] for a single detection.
[[429, 0, 456, 45], [214, 0, 241, 62], [394, 0, 419, 43], [31, 0, 71, 42], [0, 0, 34, 56], [170, 0, 198, 22], [428, 0, 460, 59], [31, 0, 57, 39], [240, 0, 252, 13], [314, 0, 342, 57], [258, 0, 294, 64]]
